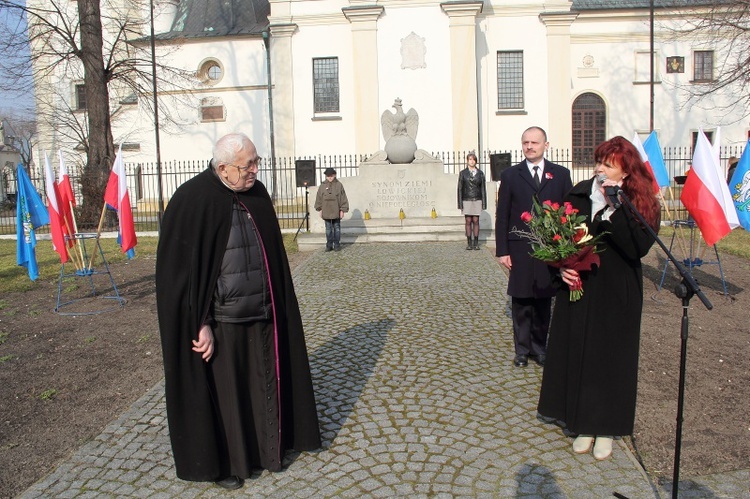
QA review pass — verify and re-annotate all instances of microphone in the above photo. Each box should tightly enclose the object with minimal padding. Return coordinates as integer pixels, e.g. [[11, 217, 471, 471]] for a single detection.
[[597, 174, 621, 209]]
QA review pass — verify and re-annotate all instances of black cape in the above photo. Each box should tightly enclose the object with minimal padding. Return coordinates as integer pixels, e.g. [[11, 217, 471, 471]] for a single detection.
[[155, 167, 321, 481]]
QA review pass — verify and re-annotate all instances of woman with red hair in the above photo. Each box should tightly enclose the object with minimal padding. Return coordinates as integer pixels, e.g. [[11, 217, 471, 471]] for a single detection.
[[537, 136, 660, 461]]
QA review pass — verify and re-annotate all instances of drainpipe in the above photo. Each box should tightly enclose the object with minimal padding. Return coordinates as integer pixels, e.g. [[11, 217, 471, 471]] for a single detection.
[[262, 29, 278, 201]]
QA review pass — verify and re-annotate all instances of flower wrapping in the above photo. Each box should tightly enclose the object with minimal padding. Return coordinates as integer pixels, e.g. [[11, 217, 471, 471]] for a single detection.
[[512, 198, 605, 301], [544, 245, 600, 301]]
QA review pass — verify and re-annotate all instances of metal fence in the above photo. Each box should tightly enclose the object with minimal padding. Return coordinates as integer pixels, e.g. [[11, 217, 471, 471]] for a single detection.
[[1, 146, 744, 235]]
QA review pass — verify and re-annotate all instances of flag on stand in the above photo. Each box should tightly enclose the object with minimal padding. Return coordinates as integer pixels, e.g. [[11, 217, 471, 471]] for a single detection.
[[642, 131, 671, 188], [631, 133, 662, 193], [16, 164, 50, 280], [56, 151, 77, 238], [103, 145, 137, 258], [681, 129, 740, 246], [44, 152, 69, 263], [728, 138, 750, 231]]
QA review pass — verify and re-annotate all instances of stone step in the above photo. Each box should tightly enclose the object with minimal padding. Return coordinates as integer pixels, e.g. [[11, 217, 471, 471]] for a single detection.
[[296, 217, 496, 251]]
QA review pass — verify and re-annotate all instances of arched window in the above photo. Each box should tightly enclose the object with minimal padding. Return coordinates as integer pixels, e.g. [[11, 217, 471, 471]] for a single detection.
[[572, 93, 606, 168]]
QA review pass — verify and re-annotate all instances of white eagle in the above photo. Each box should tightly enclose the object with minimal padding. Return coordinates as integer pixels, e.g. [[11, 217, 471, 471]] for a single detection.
[[381, 98, 419, 142]]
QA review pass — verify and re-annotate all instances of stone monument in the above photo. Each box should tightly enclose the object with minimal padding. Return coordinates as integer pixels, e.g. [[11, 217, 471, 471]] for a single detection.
[[304, 99, 496, 246]]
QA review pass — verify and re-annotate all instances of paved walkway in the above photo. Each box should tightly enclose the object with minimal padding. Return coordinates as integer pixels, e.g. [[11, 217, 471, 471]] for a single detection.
[[20, 243, 750, 498]]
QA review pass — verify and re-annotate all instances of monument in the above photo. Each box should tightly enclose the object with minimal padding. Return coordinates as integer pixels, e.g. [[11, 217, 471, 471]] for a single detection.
[[304, 99, 495, 247]]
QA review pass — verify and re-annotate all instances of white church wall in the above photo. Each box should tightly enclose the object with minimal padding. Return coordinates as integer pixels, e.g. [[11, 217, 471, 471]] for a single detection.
[[287, 14, 357, 157], [479, 9, 554, 152], [118, 37, 272, 163], [569, 12, 749, 150], [374, 5, 454, 154]]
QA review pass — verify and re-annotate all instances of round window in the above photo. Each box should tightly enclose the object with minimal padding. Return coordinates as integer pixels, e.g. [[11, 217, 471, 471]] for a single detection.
[[198, 59, 224, 85]]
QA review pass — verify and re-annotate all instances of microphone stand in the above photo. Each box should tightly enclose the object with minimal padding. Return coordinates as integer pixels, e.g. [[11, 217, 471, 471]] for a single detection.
[[294, 182, 310, 241], [616, 189, 712, 499]]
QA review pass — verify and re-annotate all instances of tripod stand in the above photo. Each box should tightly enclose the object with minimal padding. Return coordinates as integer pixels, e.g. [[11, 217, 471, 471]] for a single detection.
[[294, 183, 310, 241]]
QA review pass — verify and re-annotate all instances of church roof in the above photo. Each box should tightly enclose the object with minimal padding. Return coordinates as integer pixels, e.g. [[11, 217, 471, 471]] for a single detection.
[[160, 0, 269, 40], [571, 0, 729, 9]]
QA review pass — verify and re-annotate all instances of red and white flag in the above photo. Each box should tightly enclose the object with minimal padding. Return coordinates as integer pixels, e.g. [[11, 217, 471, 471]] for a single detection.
[[44, 152, 69, 263], [631, 133, 661, 193], [103, 145, 137, 255], [681, 129, 740, 246], [56, 151, 78, 239]]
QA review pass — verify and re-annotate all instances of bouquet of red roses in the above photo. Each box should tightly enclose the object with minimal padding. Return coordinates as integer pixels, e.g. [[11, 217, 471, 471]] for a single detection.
[[512, 198, 605, 301]]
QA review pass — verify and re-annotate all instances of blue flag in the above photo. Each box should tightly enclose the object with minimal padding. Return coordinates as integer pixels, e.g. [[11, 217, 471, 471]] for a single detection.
[[16, 164, 50, 281], [643, 131, 671, 187], [729, 140, 750, 231]]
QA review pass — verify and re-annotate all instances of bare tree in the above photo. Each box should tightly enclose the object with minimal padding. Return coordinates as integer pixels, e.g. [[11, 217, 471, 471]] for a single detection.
[[0, 115, 37, 171], [670, 2, 750, 121], [0, 0, 194, 227]]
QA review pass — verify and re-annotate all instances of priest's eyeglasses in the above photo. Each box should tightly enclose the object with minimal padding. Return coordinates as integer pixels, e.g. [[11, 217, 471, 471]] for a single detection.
[[226, 157, 262, 172]]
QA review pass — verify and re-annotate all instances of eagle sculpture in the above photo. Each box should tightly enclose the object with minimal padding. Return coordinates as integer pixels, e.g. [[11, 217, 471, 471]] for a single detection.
[[381, 98, 419, 142]]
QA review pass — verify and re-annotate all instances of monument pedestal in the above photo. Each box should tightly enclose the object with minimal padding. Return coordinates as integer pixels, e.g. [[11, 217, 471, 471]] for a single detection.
[[300, 159, 496, 251]]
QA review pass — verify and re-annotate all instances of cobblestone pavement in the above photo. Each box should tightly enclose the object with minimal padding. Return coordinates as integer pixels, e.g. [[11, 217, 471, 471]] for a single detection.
[[20, 243, 750, 498]]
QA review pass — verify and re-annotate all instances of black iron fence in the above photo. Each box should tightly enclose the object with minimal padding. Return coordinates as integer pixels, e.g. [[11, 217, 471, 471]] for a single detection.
[[1, 146, 744, 235]]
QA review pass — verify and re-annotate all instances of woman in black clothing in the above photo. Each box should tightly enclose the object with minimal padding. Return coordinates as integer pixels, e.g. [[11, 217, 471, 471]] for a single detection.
[[457, 152, 487, 250]]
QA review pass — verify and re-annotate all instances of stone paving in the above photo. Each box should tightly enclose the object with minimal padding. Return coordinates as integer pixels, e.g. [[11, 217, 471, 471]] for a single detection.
[[20, 243, 750, 498]]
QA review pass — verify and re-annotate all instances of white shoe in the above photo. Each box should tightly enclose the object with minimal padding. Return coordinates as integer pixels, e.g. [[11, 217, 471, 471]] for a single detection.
[[593, 436, 613, 460], [572, 435, 594, 454]]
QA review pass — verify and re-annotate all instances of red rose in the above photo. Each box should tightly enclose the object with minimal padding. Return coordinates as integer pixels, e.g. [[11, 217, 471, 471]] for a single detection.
[[553, 234, 562, 241], [521, 211, 533, 223], [564, 202, 575, 215], [545, 172, 553, 179], [573, 229, 586, 243], [560, 216, 568, 223]]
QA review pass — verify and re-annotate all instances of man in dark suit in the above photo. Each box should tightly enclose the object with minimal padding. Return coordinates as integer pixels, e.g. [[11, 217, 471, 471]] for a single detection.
[[496, 126, 572, 367]]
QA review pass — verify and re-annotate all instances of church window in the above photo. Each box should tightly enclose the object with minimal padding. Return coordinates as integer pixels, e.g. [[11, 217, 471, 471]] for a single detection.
[[497, 51, 524, 110], [313, 57, 339, 113], [572, 93, 606, 168]]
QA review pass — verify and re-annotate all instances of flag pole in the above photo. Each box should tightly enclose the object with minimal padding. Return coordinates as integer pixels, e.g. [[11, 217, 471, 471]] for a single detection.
[[62, 218, 84, 271], [65, 201, 86, 270], [88, 204, 109, 271]]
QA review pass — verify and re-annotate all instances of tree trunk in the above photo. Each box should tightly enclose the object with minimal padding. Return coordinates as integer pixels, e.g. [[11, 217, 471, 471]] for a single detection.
[[77, 0, 116, 229]]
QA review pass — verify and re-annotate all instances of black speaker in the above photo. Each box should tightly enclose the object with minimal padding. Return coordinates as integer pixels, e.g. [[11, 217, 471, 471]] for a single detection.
[[295, 160, 316, 187], [489, 153, 512, 181]]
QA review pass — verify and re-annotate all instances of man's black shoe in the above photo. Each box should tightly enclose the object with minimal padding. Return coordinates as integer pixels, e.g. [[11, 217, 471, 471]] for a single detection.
[[215, 476, 244, 490], [534, 354, 546, 367], [513, 354, 528, 367]]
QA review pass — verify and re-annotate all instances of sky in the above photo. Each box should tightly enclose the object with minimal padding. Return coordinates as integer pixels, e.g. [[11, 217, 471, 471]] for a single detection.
[[0, 2, 36, 117]]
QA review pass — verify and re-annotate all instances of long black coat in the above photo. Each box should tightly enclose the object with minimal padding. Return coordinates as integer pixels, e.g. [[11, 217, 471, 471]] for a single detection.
[[495, 160, 572, 297], [155, 167, 321, 481], [537, 178, 657, 436]]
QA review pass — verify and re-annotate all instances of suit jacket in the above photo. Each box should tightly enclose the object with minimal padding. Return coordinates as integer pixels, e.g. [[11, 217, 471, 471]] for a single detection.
[[495, 159, 573, 297]]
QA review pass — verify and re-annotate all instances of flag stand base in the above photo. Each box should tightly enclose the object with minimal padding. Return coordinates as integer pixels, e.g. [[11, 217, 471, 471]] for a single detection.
[[54, 233, 126, 315], [657, 219, 728, 295]]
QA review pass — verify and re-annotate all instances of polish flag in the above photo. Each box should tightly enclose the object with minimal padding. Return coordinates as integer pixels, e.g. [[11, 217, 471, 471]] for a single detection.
[[680, 129, 740, 246], [631, 133, 662, 193], [56, 151, 77, 241], [44, 152, 69, 263], [103, 145, 137, 256]]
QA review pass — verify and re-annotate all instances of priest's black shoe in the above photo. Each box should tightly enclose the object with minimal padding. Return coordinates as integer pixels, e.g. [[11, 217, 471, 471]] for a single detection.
[[215, 476, 244, 490], [533, 354, 546, 367], [513, 354, 528, 367]]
